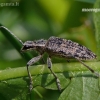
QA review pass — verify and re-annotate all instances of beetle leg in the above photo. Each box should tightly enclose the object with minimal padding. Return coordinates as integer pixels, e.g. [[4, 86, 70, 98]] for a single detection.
[[27, 55, 42, 92], [47, 57, 61, 91], [74, 56, 100, 77]]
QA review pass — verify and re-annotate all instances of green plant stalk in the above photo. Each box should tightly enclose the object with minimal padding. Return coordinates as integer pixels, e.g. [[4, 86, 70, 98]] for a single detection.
[[0, 62, 100, 81], [0, 24, 32, 61]]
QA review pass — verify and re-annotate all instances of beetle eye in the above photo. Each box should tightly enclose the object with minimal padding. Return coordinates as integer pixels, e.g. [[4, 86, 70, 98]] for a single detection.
[[23, 45, 31, 49]]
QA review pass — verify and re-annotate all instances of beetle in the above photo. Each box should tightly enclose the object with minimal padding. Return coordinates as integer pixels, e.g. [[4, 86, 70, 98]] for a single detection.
[[0, 26, 99, 92]]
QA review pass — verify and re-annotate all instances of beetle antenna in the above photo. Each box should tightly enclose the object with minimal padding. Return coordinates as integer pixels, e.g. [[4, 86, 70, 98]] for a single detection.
[[0, 26, 23, 45]]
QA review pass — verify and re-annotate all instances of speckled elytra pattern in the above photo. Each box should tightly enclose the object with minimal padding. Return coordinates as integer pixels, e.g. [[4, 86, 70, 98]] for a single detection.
[[46, 36, 96, 60]]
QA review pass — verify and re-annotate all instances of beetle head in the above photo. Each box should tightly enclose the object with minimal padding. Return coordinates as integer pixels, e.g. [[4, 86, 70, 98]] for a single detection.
[[21, 41, 36, 52], [21, 39, 47, 52]]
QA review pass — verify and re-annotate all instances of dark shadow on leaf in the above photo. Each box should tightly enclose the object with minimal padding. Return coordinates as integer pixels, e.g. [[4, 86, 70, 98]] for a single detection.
[[63, 72, 71, 79], [75, 74, 98, 78], [41, 73, 48, 87], [41, 74, 57, 87]]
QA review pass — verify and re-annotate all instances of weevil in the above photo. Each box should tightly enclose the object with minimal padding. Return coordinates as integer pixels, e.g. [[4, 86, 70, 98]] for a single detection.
[[0, 26, 99, 92]]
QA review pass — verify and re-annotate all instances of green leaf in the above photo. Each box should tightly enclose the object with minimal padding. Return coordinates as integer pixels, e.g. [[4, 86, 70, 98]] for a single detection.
[[0, 62, 100, 99], [59, 77, 100, 100]]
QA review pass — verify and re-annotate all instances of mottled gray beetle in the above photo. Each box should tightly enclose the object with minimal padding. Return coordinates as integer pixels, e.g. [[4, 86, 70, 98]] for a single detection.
[[0, 26, 99, 92]]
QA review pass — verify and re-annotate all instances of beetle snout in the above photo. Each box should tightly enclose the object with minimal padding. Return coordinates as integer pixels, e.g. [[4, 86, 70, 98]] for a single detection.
[[21, 41, 35, 52]]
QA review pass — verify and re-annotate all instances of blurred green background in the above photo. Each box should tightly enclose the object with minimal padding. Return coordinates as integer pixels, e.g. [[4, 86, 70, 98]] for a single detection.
[[0, 0, 97, 99]]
